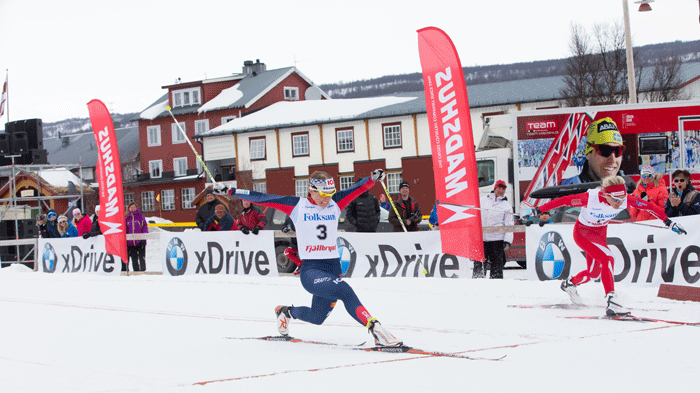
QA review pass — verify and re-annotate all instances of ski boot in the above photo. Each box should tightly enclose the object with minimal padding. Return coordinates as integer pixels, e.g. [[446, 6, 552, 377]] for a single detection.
[[275, 305, 293, 336], [367, 318, 402, 347], [561, 278, 583, 305], [605, 292, 630, 316]]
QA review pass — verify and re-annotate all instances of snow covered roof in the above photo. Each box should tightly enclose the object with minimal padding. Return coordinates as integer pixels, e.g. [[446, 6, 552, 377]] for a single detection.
[[44, 126, 140, 167], [137, 67, 329, 120], [37, 167, 87, 188], [198, 96, 418, 136]]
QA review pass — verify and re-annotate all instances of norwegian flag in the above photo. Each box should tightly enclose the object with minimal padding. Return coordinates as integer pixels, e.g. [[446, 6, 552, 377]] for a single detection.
[[0, 73, 7, 118], [521, 113, 593, 209]]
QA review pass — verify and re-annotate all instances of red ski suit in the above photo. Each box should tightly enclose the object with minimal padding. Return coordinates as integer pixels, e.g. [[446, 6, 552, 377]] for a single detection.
[[538, 190, 668, 294]]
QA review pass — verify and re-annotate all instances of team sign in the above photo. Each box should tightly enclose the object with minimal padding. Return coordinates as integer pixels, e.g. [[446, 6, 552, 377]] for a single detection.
[[338, 231, 470, 278], [38, 237, 121, 276], [160, 231, 278, 277], [526, 215, 700, 286]]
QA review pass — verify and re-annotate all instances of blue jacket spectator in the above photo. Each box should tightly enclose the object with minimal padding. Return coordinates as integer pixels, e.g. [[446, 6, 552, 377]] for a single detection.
[[57, 215, 79, 238]]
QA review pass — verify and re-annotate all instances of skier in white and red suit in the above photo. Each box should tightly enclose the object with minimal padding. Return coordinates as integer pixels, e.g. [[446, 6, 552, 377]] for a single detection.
[[535, 175, 686, 316], [215, 169, 402, 346]]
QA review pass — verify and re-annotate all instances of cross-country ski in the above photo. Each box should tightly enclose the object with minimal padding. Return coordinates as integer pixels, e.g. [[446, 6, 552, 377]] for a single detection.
[[564, 314, 700, 326], [230, 335, 505, 361]]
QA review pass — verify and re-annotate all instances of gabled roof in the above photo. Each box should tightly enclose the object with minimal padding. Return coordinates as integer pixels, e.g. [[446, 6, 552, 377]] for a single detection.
[[197, 96, 417, 137], [198, 61, 700, 137], [44, 126, 140, 167], [137, 67, 330, 120]]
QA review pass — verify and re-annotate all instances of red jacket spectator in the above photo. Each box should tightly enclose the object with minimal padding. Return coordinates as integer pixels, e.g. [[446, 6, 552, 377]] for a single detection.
[[237, 201, 267, 234], [629, 171, 668, 221], [72, 208, 93, 236]]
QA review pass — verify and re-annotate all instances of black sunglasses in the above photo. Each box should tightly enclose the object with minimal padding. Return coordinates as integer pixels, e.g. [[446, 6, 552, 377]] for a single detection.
[[674, 178, 687, 183], [594, 144, 625, 158]]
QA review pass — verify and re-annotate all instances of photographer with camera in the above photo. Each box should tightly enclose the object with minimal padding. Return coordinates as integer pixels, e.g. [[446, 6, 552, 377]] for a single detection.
[[388, 181, 422, 232]]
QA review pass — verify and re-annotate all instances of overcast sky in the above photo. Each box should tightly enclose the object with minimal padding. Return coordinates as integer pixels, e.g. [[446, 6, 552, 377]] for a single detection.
[[0, 0, 698, 123]]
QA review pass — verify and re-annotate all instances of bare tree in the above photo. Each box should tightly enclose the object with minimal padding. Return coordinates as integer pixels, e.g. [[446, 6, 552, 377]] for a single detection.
[[646, 53, 687, 102], [560, 23, 594, 106], [561, 20, 685, 105], [588, 21, 629, 105]]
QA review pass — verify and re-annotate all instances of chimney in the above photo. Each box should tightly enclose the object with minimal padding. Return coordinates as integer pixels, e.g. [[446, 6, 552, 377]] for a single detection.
[[242, 59, 266, 76]]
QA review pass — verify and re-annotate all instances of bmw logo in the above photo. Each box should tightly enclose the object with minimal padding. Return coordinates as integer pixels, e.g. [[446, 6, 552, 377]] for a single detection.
[[41, 243, 58, 273], [165, 237, 188, 276], [336, 237, 356, 277], [534, 231, 571, 281]]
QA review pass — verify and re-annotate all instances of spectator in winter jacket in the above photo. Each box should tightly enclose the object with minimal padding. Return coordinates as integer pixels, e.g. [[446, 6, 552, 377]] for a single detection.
[[204, 204, 236, 231], [83, 205, 103, 239], [57, 215, 79, 238], [629, 166, 669, 221], [476, 180, 514, 279], [346, 181, 380, 232], [429, 203, 439, 229], [72, 208, 93, 236], [45, 209, 61, 238], [196, 188, 224, 230], [388, 181, 422, 232], [237, 200, 267, 234], [36, 213, 50, 238], [379, 194, 391, 211], [665, 169, 700, 217], [125, 202, 148, 272]]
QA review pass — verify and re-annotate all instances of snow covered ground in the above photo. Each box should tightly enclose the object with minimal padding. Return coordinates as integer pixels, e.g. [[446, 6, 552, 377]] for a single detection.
[[1, 264, 698, 393]]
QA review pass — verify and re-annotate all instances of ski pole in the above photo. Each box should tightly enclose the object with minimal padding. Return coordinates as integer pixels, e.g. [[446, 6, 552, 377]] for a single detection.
[[438, 201, 519, 216], [609, 219, 668, 230], [166, 106, 218, 185], [380, 181, 428, 275]]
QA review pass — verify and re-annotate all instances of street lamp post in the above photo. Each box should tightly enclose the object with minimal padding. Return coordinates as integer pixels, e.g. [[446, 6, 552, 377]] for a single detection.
[[623, 0, 654, 104], [623, 0, 637, 104]]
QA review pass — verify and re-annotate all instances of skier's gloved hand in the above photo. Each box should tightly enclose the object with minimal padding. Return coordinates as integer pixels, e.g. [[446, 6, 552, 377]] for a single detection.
[[370, 169, 385, 182], [241, 226, 250, 235], [665, 218, 687, 235], [281, 224, 293, 233], [82, 233, 91, 239], [251, 225, 261, 235]]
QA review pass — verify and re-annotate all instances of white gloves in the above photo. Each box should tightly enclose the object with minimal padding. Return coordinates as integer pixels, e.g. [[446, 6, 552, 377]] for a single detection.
[[371, 169, 385, 182]]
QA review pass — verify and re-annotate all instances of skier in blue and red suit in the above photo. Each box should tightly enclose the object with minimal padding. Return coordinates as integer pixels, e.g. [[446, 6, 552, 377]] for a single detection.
[[215, 169, 402, 346]]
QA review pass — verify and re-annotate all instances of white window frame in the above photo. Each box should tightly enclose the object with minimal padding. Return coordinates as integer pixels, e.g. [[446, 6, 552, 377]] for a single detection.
[[173, 157, 188, 177], [336, 127, 354, 153], [124, 193, 135, 208], [284, 87, 299, 101], [221, 116, 237, 124], [161, 189, 176, 211], [171, 123, 187, 144], [149, 160, 163, 179], [386, 172, 403, 194], [253, 182, 267, 193], [195, 119, 209, 135], [147, 125, 161, 147], [292, 132, 309, 157], [383, 123, 402, 148], [181, 187, 196, 209], [295, 179, 308, 197], [339, 175, 354, 190], [250, 137, 266, 160], [172, 87, 201, 108], [141, 191, 155, 212]]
